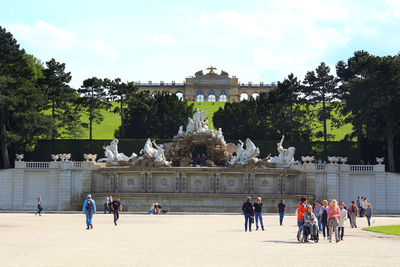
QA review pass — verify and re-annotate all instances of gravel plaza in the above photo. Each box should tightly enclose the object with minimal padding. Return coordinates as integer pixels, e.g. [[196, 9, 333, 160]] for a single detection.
[[1, 213, 399, 267]]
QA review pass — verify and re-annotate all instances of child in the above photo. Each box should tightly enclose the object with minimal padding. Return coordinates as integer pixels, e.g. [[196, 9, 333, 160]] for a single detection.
[[366, 204, 372, 226], [338, 202, 347, 241], [35, 197, 43, 216]]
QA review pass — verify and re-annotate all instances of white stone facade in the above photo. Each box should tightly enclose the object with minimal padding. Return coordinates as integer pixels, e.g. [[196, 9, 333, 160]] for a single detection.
[[1, 161, 399, 213]]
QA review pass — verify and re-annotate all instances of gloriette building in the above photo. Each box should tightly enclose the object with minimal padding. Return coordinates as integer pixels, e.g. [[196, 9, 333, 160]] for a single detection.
[[134, 66, 275, 102]]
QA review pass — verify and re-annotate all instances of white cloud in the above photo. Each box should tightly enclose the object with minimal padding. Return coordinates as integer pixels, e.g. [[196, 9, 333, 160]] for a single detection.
[[84, 40, 119, 62], [144, 33, 177, 47], [6, 20, 76, 50]]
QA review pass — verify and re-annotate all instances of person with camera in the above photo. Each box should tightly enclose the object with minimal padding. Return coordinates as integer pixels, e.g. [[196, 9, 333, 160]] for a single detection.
[[242, 196, 254, 232]]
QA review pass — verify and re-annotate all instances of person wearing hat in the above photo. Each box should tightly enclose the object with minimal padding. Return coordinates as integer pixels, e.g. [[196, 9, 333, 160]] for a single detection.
[[82, 194, 96, 230]]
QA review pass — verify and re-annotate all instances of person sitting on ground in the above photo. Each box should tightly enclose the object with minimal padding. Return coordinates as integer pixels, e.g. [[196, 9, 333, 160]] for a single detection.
[[149, 203, 155, 214], [154, 203, 162, 214], [303, 204, 318, 242]]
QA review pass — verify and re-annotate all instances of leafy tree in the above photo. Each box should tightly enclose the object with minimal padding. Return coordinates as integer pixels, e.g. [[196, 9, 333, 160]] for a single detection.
[[0, 26, 53, 168], [105, 78, 137, 138], [77, 77, 110, 140], [302, 62, 339, 156], [41, 58, 83, 139], [120, 91, 194, 139], [336, 51, 400, 171]]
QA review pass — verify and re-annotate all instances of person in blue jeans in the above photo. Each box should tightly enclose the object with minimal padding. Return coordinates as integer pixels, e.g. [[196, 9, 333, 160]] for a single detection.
[[314, 200, 322, 231], [82, 194, 97, 230], [276, 199, 286, 225], [319, 200, 329, 239], [242, 196, 254, 232], [253, 197, 264, 230]]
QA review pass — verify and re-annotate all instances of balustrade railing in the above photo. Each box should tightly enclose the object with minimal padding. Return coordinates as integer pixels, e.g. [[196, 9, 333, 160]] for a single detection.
[[25, 162, 49, 169], [73, 162, 82, 168], [350, 165, 374, 172]]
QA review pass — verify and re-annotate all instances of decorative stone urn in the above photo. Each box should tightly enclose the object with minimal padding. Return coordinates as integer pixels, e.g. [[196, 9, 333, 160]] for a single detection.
[[15, 154, 24, 161], [328, 156, 339, 164], [301, 156, 314, 164], [60, 153, 71, 161], [51, 154, 59, 161], [376, 157, 384, 165], [339, 157, 348, 164]]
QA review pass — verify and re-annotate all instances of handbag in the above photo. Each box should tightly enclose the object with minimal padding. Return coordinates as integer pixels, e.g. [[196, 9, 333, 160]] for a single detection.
[[250, 216, 254, 224], [328, 217, 338, 227]]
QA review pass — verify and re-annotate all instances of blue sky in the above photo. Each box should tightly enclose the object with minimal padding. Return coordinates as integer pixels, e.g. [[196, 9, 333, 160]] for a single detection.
[[1, 0, 399, 88]]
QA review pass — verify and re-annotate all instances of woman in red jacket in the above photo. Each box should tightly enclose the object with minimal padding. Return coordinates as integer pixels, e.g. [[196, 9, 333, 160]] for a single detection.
[[297, 197, 308, 228]]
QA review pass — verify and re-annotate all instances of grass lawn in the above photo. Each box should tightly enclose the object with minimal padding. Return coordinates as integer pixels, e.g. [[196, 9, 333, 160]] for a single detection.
[[363, 225, 400, 236], [58, 101, 352, 140]]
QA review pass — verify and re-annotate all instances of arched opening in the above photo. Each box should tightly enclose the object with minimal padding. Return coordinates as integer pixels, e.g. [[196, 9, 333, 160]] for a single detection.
[[207, 91, 216, 102], [195, 91, 204, 102], [240, 92, 249, 101], [192, 144, 207, 166], [151, 91, 159, 98], [252, 93, 260, 100], [176, 92, 184, 101], [219, 91, 228, 102]]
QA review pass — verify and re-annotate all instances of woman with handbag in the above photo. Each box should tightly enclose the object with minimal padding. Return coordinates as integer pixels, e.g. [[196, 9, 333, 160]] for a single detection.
[[327, 199, 340, 243]]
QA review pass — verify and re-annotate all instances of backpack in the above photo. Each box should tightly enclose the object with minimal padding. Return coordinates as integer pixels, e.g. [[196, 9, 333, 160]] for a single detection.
[[86, 199, 93, 211]]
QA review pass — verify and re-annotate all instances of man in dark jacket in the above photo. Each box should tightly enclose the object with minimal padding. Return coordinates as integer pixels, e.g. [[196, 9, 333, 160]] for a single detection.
[[242, 196, 254, 232], [253, 197, 264, 231]]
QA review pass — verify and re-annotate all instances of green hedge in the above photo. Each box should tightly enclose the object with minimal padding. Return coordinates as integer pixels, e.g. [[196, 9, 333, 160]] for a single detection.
[[24, 139, 361, 164]]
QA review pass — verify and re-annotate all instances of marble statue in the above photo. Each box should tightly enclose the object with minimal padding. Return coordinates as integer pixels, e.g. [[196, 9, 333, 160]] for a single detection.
[[269, 135, 295, 167], [140, 139, 170, 166], [174, 126, 185, 139], [98, 138, 137, 162], [229, 138, 259, 165], [186, 118, 195, 134], [193, 108, 206, 132], [215, 128, 226, 144]]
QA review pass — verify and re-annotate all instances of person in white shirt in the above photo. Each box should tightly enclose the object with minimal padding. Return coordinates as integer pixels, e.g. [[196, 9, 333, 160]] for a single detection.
[[338, 201, 347, 241], [361, 197, 368, 216]]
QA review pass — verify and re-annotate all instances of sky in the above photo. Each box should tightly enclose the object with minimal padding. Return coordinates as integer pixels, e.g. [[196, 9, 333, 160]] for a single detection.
[[1, 0, 400, 88]]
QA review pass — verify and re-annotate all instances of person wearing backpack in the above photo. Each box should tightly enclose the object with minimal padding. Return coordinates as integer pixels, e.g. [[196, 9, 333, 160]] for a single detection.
[[82, 194, 97, 230], [242, 196, 254, 232]]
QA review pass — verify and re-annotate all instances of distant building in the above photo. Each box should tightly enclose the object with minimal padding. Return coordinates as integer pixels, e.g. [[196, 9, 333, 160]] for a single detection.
[[135, 66, 275, 102]]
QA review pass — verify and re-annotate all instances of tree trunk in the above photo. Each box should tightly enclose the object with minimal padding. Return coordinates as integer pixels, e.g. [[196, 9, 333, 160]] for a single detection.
[[89, 88, 93, 140], [322, 99, 328, 158], [120, 97, 124, 138], [0, 109, 10, 168], [387, 130, 395, 172], [51, 96, 55, 140]]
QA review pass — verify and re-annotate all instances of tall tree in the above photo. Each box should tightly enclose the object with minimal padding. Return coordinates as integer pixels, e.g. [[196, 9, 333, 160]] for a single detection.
[[105, 78, 137, 138], [302, 62, 338, 156], [77, 77, 110, 140], [41, 58, 82, 139], [121, 91, 194, 139], [337, 51, 400, 171], [0, 27, 53, 168]]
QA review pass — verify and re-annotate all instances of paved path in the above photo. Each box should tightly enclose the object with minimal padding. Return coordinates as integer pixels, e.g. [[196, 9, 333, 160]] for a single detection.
[[1, 213, 399, 266]]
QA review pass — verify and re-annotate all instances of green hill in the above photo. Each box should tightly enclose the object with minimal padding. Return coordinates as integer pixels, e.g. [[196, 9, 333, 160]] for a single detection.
[[60, 101, 352, 141]]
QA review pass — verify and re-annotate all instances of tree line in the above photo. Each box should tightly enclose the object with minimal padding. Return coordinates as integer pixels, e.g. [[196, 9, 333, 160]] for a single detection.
[[213, 55, 400, 171], [1, 26, 399, 171]]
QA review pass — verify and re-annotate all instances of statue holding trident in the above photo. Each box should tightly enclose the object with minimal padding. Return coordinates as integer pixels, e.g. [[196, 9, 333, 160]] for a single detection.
[[193, 107, 207, 132]]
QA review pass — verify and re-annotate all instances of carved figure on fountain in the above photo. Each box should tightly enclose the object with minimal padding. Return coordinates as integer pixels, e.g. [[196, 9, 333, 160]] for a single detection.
[[268, 135, 296, 167]]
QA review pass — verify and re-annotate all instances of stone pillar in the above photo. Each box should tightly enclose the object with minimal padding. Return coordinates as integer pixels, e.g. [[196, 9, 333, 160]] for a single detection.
[[242, 174, 249, 193], [147, 173, 152, 192], [305, 172, 315, 196], [249, 173, 255, 193], [1, 169, 13, 209], [339, 170, 350, 205], [174, 172, 180, 192], [375, 165, 386, 213], [181, 174, 187, 192], [58, 161, 72, 210], [12, 167, 24, 209], [326, 164, 339, 201], [208, 174, 214, 193], [140, 173, 146, 192], [215, 173, 222, 193]]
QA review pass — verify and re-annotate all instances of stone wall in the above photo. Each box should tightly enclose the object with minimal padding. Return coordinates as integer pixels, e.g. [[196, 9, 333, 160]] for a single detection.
[[1, 161, 399, 214]]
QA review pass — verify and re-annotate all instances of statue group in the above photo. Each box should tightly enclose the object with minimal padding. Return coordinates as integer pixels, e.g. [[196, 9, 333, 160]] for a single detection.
[[98, 110, 296, 168]]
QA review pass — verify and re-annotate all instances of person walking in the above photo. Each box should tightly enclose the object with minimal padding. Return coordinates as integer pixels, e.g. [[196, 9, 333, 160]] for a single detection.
[[276, 199, 286, 226], [297, 197, 308, 229], [349, 201, 358, 228], [82, 194, 96, 230], [111, 197, 122, 226], [314, 200, 322, 231], [104, 195, 110, 214], [366, 204, 372, 226], [356, 196, 362, 217], [319, 200, 329, 239], [35, 197, 43, 216], [242, 196, 254, 232], [253, 197, 264, 231], [327, 199, 340, 243], [338, 201, 347, 241], [361, 197, 368, 217], [108, 195, 113, 214]]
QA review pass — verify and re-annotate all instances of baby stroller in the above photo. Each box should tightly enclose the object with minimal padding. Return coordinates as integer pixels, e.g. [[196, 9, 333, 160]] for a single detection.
[[297, 225, 319, 243]]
